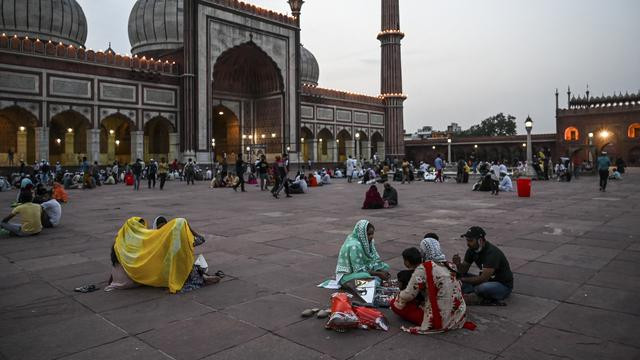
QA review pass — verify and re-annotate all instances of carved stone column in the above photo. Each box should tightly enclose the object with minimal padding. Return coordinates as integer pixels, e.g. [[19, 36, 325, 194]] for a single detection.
[[131, 131, 144, 162]]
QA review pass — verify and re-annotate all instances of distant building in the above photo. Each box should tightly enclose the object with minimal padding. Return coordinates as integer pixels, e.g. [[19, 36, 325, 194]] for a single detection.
[[555, 88, 640, 165], [447, 122, 462, 134]]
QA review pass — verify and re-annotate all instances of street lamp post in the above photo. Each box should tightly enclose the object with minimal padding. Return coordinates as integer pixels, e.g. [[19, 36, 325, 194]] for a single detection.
[[447, 138, 452, 164], [355, 132, 360, 160], [525, 116, 534, 177], [588, 132, 594, 164]]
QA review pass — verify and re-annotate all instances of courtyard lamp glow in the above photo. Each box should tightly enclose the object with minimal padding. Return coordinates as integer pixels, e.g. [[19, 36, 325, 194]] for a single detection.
[[271, 133, 276, 138], [474, 144, 478, 149], [115, 140, 120, 146], [261, 134, 266, 139], [67, 128, 73, 133], [109, 129, 115, 135], [600, 130, 610, 138], [432, 145, 436, 150], [56, 138, 61, 144], [218, 111, 224, 115], [19, 126, 26, 132]]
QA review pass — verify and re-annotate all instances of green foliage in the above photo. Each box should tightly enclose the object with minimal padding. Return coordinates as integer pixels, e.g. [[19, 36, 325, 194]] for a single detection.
[[459, 113, 517, 137]]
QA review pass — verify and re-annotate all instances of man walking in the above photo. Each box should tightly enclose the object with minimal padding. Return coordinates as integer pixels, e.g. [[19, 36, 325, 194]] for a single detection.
[[233, 156, 246, 192], [158, 158, 168, 190], [346, 155, 355, 183], [597, 151, 612, 192], [184, 158, 195, 185], [147, 159, 158, 189], [257, 155, 269, 191], [434, 154, 444, 183], [131, 159, 143, 191]]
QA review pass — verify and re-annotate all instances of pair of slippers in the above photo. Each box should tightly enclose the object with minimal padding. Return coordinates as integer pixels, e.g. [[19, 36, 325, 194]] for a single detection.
[[74, 284, 99, 293], [301, 308, 331, 319]]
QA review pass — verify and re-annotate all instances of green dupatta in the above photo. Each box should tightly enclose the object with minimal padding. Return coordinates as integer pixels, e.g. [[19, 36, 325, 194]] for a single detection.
[[335, 219, 389, 284]]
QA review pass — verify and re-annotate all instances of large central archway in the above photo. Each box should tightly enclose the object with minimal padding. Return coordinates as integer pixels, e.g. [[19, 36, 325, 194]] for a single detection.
[[212, 42, 285, 160]]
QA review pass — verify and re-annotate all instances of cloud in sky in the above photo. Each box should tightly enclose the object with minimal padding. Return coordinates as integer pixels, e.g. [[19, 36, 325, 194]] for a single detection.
[[77, 0, 640, 134]]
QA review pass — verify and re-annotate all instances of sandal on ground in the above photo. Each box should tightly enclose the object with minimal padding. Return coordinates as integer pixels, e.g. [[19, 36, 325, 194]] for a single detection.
[[213, 270, 225, 278], [301, 308, 320, 318], [74, 284, 99, 293], [316, 309, 331, 319]]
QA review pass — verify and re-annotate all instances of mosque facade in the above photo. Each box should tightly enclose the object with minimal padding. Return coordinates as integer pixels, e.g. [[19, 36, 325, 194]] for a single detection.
[[0, 0, 406, 167]]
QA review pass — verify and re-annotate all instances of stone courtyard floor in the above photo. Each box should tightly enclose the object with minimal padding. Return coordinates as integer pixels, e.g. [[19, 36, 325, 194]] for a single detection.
[[0, 170, 639, 360]]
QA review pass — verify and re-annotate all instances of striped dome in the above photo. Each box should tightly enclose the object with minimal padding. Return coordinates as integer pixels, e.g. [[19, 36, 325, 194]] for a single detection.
[[128, 0, 183, 56], [300, 44, 319, 86], [0, 0, 87, 47]]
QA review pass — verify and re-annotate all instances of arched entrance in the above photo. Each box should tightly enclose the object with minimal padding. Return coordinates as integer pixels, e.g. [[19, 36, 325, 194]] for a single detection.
[[144, 117, 174, 162], [371, 131, 384, 160], [337, 129, 352, 162], [212, 105, 240, 162], [49, 110, 90, 165], [300, 127, 314, 162], [0, 106, 38, 165], [212, 42, 284, 160], [100, 114, 134, 165], [317, 128, 333, 163], [354, 130, 368, 160]]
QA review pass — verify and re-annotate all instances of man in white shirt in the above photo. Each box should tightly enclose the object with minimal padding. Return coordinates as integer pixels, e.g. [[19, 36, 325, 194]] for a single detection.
[[41, 199, 62, 228], [346, 156, 355, 183], [490, 162, 501, 195], [499, 162, 508, 176], [499, 172, 514, 192]]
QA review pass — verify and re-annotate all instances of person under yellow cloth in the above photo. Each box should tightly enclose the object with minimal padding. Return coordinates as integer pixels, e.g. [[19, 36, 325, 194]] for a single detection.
[[1, 191, 42, 237], [105, 216, 221, 293]]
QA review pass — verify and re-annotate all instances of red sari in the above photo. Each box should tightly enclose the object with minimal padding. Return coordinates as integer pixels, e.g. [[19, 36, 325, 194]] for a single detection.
[[362, 185, 384, 209]]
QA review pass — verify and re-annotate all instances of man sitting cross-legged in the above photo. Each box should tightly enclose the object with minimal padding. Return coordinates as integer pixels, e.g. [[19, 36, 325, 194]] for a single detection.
[[453, 226, 513, 306]]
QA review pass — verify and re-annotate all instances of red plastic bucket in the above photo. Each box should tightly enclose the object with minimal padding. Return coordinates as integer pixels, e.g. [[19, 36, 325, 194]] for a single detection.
[[517, 178, 531, 197]]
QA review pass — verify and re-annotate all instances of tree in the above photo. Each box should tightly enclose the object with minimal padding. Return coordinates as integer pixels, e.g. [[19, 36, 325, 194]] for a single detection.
[[459, 113, 517, 137]]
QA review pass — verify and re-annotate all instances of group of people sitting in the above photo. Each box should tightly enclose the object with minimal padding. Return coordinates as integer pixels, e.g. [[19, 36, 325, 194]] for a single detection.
[[1, 178, 64, 237], [335, 220, 513, 333], [362, 183, 398, 209], [472, 161, 513, 194], [106, 216, 221, 293]]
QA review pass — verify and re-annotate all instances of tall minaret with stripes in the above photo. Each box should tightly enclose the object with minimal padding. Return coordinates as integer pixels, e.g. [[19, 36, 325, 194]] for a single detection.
[[378, 0, 406, 159]]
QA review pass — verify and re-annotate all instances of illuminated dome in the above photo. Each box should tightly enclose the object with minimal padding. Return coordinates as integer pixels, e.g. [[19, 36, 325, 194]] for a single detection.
[[0, 0, 87, 47]]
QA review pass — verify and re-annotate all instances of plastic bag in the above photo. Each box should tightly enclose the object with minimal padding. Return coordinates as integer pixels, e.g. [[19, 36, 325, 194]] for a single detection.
[[354, 306, 389, 331], [325, 293, 360, 331]]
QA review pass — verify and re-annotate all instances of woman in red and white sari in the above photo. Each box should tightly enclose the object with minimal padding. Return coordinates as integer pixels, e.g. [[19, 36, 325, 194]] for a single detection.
[[391, 237, 475, 334]]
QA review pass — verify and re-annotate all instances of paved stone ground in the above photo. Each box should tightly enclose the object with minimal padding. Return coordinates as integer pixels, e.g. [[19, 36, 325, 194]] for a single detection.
[[0, 170, 639, 360]]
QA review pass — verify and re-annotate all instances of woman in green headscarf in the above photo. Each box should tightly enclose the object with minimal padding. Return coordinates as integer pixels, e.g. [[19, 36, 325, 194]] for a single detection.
[[335, 219, 390, 285]]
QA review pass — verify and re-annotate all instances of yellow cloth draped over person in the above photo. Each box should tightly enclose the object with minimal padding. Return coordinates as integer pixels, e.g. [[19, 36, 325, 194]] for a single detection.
[[114, 217, 195, 293]]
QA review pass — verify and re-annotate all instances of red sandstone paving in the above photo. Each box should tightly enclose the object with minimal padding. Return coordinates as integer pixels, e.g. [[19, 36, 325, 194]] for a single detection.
[[0, 169, 639, 359]]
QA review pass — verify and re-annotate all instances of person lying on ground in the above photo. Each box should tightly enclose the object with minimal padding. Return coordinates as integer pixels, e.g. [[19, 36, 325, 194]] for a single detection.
[[453, 226, 513, 305], [105, 217, 220, 293], [1, 191, 42, 237], [335, 219, 390, 286], [391, 239, 473, 334]]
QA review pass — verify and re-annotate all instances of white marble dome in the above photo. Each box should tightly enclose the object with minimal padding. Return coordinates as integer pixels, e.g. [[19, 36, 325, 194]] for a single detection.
[[0, 0, 87, 47], [128, 0, 183, 57], [300, 44, 319, 86]]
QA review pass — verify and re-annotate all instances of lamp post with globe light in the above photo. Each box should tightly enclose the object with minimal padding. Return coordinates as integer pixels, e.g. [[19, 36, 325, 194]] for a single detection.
[[447, 138, 452, 164], [588, 132, 594, 164], [525, 116, 534, 176]]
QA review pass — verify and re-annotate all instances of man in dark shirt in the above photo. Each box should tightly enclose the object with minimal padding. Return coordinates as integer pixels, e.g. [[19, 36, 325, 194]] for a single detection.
[[131, 159, 143, 191], [257, 155, 269, 191], [452, 226, 513, 305], [233, 156, 246, 192]]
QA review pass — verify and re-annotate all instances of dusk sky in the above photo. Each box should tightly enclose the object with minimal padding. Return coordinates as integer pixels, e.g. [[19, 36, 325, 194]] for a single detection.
[[77, 0, 640, 135]]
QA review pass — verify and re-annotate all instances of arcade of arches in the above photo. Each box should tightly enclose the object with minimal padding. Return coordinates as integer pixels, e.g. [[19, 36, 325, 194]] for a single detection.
[[0, 106, 38, 165]]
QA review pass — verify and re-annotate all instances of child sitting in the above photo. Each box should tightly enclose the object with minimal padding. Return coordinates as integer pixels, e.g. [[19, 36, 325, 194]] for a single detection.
[[397, 247, 425, 305]]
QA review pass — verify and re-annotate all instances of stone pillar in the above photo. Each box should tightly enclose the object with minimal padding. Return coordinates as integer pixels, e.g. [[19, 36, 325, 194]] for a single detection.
[[36, 127, 48, 162], [17, 128, 27, 162], [346, 140, 355, 159], [108, 132, 115, 162], [87, 129, 100, 164], [311, 139, 318, 163], [143, 135, 150, 161], [169, 132, 180, 162], [65, 132, 75, 155], [377, 141, 386, 161], [131, 131, 144, 161], [329, 140, 338, 164], [361, 140, 371, 160]]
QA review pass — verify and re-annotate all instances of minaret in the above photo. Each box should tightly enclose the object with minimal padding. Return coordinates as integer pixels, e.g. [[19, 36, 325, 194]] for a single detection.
[[378, 0, 406, 159]]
